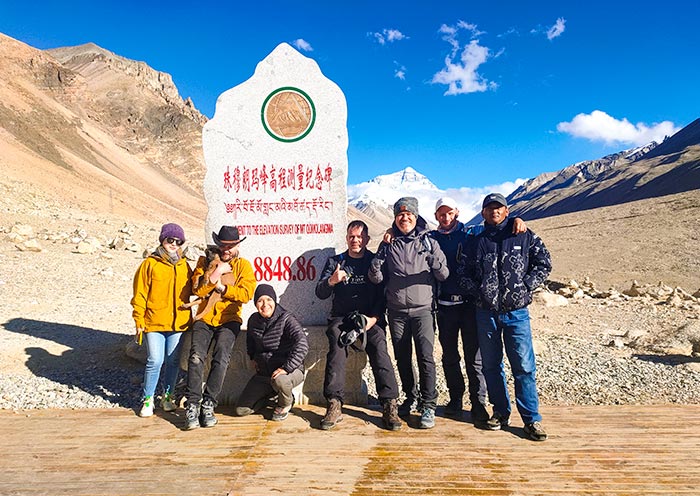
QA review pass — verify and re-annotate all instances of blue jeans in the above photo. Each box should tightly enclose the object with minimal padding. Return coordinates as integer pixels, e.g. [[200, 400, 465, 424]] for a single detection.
[[475, 307, 541, 424], [143, 331, 183, 399]]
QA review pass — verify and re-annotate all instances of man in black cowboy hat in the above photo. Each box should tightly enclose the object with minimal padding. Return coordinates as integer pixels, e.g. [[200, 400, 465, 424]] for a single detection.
[[183, 225, 256, 430]]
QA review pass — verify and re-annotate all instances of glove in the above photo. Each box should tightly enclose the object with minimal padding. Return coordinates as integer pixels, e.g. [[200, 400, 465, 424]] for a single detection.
[[426, 254, 440, 270]]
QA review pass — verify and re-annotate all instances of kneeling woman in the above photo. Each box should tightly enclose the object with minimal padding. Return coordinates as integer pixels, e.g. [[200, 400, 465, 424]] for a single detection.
[[235, 285, 308, 421]]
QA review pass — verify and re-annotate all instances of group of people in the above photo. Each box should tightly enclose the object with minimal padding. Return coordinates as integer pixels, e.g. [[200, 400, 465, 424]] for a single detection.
[[130, 191, 552, 442]]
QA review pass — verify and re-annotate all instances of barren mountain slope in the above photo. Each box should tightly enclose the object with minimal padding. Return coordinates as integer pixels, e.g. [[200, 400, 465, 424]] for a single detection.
[[0, 33, 206, 225]]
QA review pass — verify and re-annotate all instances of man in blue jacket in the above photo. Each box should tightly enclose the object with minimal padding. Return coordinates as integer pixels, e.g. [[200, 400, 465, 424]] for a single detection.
[[462, 193, 552, 441]]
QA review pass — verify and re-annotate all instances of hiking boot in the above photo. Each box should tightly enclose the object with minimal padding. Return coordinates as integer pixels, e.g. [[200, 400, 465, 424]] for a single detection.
[[444, 399, 463, 418], [320, 398, 343, 430], [184, 402, 200, 430], [398, 397, 419, 417], [272, 405, 291, 422], [199, 400, 217, 428], [419, 407, 436, 429], [381, 399, 402, 431], [139, 396, 154, 417], [470, 403, 491, 429], [524, 421, 548, 441], [485, 412, 511, 431], [160, 392, 176, 412]]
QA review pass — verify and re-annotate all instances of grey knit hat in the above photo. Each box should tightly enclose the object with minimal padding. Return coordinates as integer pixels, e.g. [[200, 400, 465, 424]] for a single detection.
[[393, 197, 419, 217]]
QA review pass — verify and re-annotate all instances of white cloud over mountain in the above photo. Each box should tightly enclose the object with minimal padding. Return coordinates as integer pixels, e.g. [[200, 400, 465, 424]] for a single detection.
[[348, 166, 525, 222], [557, 110, 680, 146]]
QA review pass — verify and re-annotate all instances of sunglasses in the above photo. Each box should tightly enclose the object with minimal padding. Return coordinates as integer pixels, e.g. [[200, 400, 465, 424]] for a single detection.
[[165, 237, 185, 246]]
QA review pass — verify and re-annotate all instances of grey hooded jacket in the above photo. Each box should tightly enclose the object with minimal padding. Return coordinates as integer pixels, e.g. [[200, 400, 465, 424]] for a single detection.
[[368, 216, 449, 315]]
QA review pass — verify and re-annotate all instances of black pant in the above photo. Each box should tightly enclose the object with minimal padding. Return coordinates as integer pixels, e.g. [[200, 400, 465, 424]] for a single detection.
[[185, 319, 240, 407], [436, 303, 488, 413], [323, 319, 399, 404], [387, 309, 437, 410]]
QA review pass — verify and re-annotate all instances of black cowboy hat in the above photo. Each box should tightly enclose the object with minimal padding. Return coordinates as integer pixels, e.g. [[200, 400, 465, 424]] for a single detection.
[[212, 226, 247, 247]]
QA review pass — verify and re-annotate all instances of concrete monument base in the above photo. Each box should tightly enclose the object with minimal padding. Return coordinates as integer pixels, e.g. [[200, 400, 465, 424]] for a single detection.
[[127, 325, 369, 406]]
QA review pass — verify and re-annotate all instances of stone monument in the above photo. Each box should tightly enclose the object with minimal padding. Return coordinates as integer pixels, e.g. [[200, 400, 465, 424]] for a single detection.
[[202, 43, 347, 326], [198, 43, 368, 406]]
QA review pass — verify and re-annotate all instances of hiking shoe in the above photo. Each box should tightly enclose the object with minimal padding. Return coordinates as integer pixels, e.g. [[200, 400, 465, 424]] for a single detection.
[[524, 421, 548, 441], [470, 403, 491, 428], [382, 399, 402, 431], [419, 407, 436, 429], [398, 397, 419, 417], [184, 402, 200, 430], [199, 400, 217, 428], [320, 398, 343, 430], [139, 396, 154, 417], [160, 392, 177, 412], [485, 412, 511, 431], [272, 405, 291, 422], [444, 399, 463, 418]]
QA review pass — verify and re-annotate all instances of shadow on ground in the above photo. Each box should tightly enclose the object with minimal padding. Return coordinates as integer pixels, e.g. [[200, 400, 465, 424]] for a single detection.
[[3, 318, 141, 408]]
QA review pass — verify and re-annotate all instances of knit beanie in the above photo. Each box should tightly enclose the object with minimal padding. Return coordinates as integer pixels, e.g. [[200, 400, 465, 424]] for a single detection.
[[393, 197, 419, 217], [254, 284, 277, 303], [159, 223, 186, 242]]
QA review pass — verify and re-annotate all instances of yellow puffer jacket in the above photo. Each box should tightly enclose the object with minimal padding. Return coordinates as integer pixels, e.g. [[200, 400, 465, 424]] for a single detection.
[[131, 253, 193, 332], [192, 255, 256, 326]]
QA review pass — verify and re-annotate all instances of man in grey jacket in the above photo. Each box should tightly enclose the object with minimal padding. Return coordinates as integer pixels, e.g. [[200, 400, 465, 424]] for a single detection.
[[369, 197, 449, 429]]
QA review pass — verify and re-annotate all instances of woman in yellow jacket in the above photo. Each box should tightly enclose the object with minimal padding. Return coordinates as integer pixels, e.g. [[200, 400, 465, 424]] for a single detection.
[[131, 223, 192, 417]]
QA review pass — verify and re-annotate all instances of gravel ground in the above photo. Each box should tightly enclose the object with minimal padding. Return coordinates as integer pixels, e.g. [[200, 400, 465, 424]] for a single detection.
[[1, 213, 699, 412]]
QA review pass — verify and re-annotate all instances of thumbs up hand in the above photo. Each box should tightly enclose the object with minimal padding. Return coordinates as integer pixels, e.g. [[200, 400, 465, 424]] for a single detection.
[[329, 262, 349, 286]]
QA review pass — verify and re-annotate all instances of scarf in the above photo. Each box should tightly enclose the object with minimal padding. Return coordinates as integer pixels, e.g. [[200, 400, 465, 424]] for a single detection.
[[154, 245, 182, 266]]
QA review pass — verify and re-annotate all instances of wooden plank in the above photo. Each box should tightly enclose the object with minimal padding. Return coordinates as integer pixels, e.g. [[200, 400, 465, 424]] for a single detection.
[[0, 405, 699, 495]]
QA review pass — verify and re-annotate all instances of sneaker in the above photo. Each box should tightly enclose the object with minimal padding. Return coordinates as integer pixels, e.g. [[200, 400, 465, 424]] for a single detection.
[[398, 397, 419, 417], [160, 392, 177, 412], [444, 399, 463, 418], [199, 400, 217, 428], [184, 402, 200, 430], [485, 412, 511, 431], [524, 421, 548, 441], [320, 398, 343, 430], [419, 407, 436, 429], [272, 405, 291, 422], [382, 399, 402, 431], [139, 396, 154, 417]]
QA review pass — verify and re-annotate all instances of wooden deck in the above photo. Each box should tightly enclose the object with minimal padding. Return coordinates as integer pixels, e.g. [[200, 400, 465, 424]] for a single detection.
[[1, 404, 699, 495]]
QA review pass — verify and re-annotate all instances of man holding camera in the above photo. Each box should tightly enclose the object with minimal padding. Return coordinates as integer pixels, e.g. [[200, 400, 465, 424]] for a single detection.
[[315, 220, 401, 431]]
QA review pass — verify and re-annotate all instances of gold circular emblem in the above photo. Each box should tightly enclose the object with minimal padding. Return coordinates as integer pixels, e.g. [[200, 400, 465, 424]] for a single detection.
[[262, 87, 315, 142]]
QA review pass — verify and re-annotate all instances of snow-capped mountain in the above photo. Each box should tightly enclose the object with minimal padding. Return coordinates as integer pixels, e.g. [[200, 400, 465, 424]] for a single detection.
[[348, 166, 525, 223]]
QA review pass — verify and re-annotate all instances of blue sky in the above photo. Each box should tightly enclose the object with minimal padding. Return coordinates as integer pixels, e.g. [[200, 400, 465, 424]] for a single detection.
[[1, 0, 698, 191]]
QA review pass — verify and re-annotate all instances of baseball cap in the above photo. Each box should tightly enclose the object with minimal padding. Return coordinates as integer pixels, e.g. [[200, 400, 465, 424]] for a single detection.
[[482, 193, 508, 209], [434, 197, 458, 213]]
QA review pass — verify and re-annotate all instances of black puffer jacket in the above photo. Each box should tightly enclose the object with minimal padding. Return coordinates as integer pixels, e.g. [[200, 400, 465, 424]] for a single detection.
[[460, 217, 552, 312], [246, 306, 308, 376]]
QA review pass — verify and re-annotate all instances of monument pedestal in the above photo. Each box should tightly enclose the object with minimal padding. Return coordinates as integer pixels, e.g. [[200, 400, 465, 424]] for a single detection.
[[128, 325, 368, 406]]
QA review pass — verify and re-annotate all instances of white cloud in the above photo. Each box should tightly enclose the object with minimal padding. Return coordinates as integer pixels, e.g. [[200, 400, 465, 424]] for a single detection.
[[394, 61, 406, 80], [292, 39, 313, 51], [557, 110, 680, 146], [546, 18, 566, 40], [445, 179, 527, 221], [432, 38, 496, 95], [369, 28, 408, 45], [432, 21, 496, 95]]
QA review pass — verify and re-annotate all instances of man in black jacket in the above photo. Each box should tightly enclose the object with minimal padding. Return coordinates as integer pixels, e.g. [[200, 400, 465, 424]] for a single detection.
[[462, 193, 552, 441], [234, 284, 308, 422], [315, 220, 401, 431]]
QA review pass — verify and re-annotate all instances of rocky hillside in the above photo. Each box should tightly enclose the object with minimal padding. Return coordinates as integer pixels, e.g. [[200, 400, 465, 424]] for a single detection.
[[504, 118, 700, 220], [0, 33, 207, 226]]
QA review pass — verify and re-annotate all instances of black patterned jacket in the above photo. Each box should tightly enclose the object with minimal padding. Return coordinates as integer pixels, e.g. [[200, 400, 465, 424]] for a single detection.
[[459, 217, 552, 312]]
